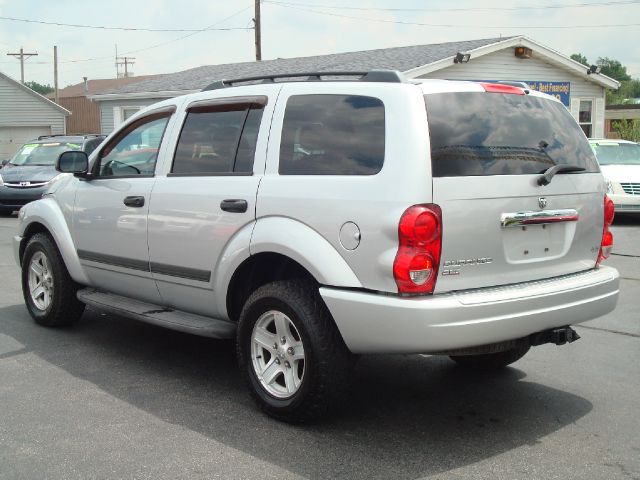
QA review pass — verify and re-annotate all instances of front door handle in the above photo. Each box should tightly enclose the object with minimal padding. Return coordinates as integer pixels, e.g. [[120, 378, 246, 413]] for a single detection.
[[220, 199, 248, 213], [123, 196, 145, 208]]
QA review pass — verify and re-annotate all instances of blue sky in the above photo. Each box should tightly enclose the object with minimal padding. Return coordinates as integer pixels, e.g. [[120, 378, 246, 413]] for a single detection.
[[0, 0, 638, 88]]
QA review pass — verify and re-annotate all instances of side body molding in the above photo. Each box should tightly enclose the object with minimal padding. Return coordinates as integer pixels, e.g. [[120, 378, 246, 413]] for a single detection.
[[249, 216, 363, 288], [17, 197, 91, 285]]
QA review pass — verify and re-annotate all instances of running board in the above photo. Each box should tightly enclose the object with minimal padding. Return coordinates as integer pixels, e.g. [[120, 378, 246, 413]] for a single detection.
[[77, 288, 236, 339]]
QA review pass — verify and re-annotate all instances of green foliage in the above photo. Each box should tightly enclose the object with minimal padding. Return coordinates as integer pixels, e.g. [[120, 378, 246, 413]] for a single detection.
[[24, 81, 54, 95], [611, 120, 640, 142], [597, 57, 631, 82], [570, 53, 589, 66], [606, 79, 640, 105]]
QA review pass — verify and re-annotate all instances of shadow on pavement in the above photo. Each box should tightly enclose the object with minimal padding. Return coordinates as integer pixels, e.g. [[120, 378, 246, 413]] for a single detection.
[[1, 304, 593, 479]]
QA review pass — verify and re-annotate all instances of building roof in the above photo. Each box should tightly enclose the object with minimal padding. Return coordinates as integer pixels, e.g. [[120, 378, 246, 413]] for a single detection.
[[50, 75, 159, 98], [98, 37, 513, 97], [0, 71, 69, 115], [92, 35, 619, 100]]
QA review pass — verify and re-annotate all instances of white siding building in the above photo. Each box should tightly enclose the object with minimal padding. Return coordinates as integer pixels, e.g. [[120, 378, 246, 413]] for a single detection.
[[0, 71, 69, 159], [92, 36, 618, 138]]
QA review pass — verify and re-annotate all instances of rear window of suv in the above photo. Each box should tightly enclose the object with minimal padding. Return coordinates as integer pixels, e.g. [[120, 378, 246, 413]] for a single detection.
[[279, 94, 385, 175], [425, 92, 599, 177]]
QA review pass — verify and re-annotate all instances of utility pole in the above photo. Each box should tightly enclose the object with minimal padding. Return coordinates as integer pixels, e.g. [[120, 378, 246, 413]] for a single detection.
[[115, 55, 136, 78], [6, 47, 38, 83], [254, 0, 262, 61], [53, 46, 59, 103]]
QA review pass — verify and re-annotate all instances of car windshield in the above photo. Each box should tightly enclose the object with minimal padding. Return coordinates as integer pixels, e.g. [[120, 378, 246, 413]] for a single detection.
[[591, 142, 640, 166], [9, 142, 82, 166]]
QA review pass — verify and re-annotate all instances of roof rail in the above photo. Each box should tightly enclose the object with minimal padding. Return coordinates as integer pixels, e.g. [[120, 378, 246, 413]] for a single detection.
[[202, 69, 405, 92], [37, 134, 67, 140]]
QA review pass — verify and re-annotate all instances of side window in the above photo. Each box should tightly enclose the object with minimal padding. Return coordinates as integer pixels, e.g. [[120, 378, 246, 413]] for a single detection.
[[279, 94, 385, 175], [98, 115, 170, 177], [171, 104, 264, 175]]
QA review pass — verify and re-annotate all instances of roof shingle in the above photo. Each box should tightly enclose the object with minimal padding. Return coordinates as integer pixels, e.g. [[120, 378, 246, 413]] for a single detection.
[[104, 37, 513, 95]]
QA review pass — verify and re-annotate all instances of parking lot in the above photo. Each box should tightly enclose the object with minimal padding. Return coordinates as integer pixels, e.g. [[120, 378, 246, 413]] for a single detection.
[[0, 214, 639, 480]]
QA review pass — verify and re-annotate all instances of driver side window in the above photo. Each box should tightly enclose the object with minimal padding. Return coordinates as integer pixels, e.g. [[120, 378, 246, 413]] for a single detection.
[[98, 114, 170, 177]]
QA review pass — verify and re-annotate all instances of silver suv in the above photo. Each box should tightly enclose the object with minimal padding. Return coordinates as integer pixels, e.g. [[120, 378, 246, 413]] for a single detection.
[[14, 71, 620, 422]]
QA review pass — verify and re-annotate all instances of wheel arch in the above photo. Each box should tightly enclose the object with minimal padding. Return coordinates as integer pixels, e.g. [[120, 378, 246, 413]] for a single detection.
[[226, 252, 318, 323], [18, 199, 90, 285], [221, 217, 362, 322]]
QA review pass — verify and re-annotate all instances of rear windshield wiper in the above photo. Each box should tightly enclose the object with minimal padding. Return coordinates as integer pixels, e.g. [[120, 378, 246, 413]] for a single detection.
[[537, 164, 585, 186]]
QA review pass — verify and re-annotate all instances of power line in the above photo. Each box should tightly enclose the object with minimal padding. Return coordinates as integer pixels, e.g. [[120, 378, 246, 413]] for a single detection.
[[0, 6, 254, 67], [267, 2, 640, 29], [264, 0, 640, 12], [0, 15, 253, 32]]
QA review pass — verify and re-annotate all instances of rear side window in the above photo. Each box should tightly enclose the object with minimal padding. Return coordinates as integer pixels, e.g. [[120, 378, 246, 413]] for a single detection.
[[172, 102, 264, 175], [425, 92, 599, 177], [279, 94, 385, 175]]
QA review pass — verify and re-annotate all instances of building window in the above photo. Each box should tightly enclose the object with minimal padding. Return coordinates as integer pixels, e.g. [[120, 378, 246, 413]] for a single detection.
[[579, 100, 593, 137], [122, 107, 140, 121], [113, 106, 143, 128]]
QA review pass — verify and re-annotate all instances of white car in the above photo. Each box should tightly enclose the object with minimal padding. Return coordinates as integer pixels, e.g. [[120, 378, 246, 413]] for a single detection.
[[590, 139, 640, 213], [14, 72, 619, 422]]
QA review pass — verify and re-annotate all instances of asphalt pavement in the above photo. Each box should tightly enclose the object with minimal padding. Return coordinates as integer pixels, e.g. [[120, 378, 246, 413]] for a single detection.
[[0, 214, 638, 480]]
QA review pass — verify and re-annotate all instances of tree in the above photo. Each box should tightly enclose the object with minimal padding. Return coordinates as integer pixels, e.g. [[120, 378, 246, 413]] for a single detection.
[[597, 57, 631, 82], [571, 53, 589, 66], [611, 120, 640, 142], [24, 81, 54, 96]]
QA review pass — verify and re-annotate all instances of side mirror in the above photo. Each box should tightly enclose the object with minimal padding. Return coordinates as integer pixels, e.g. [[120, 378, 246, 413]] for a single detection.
[[1, 159, 8, 168], [56, 151, 89, 176]]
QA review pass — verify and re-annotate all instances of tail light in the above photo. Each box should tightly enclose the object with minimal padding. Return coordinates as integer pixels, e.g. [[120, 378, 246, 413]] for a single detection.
[[597, 195, 615, 266], [393, 204, 442, 294], [480, 83, 525, 95]]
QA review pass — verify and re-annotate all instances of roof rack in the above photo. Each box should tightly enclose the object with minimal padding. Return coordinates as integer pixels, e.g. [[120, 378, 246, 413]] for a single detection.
[[37, 134, 68, 140], [202, 70, 405, 92], [36, 133, 104, 140]]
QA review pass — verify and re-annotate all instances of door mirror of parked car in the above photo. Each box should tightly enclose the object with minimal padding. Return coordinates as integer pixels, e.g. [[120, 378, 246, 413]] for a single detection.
[[57, 151, 89, 176], [1, 159, 8, 168]]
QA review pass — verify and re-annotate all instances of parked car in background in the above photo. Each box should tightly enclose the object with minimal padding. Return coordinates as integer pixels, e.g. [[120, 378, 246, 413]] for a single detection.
[[589, 139, 640, 213], [0, 134, 105, 215]]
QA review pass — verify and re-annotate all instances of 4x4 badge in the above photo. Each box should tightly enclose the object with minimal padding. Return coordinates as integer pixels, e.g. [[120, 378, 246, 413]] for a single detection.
[[538, 197, 548, 209]]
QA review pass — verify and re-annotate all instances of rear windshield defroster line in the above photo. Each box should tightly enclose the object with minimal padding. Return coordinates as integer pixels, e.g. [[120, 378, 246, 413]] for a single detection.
[[425, 92, 599, 177]]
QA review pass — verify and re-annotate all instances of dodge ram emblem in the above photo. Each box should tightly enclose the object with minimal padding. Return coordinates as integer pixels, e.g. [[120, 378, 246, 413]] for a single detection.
[[538, 197, 548, 209]]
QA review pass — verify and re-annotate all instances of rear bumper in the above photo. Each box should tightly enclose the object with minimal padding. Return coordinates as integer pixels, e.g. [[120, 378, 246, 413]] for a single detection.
[[320, 266, 620, 354]]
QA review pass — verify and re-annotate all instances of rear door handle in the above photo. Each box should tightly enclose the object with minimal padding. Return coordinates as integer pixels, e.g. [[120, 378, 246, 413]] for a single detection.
[[220, 199, 248, 213], [501, 209, 579, 228], [123, 196, 145, 208]]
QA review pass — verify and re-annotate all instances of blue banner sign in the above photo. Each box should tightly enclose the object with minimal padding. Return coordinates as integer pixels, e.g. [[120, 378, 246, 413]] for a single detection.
[[525, 81, 571, 107]]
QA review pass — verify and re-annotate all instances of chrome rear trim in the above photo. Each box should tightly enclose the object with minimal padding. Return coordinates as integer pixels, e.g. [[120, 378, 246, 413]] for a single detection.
[[501, 209, 579, 228]]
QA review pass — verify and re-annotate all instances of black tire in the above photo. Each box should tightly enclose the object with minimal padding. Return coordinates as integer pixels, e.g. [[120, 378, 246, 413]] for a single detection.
[[237, 279, 353, 423], [21, 233, 85, 327], [450, 344, 530, 370]]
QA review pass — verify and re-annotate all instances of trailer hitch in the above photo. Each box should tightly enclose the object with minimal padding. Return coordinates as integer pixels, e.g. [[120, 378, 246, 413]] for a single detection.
[[530, 326, 581, 346]]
